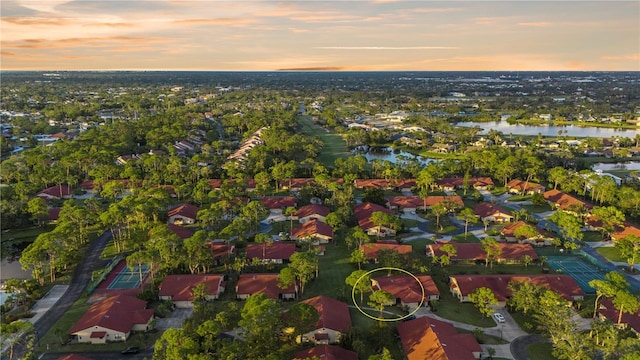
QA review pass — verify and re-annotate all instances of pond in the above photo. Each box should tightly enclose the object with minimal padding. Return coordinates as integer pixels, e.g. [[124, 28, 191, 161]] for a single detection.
[[591, 162, 640, 172], [0, 257, 32, 282], [354, 146, 436, 165], [456, 120, 639, 138]]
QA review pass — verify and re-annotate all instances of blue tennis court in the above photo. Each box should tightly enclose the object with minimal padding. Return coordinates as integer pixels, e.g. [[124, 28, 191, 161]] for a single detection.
[[107, 264, 150, 289], [546, 256, 607, 294]]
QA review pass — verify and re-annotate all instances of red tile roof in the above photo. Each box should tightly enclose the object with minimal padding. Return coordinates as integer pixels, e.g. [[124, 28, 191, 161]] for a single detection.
[[206, 242, 235, 259], [599, 297, 640, 333], [291, 219, 333, 240], [246, 242, 297, 261], [473, 202, 512, 218], [208, 178, 258, 190], [611, 222, 640, 240], [69, 295, 153, 335], [285, 178, 317, 189], [295, 204, 330, 219], [168, 203, 200, 220], [293, 345, 358, 360], [354, 178, 416, 189], [429, 242, 538, 261], [37, 185, 72, 198], [397, 317, 481, 360], [48, 207, 61, 221], [89, 331, 106, 338], [159, 274, 223, 301], [167, 223, 193, 239], [79, 179, 95, 190], [259, 196, 296, 209], [236, 273, 296, 299], [386, 196, 463, 209], [543, 189, 593, 211], [507, 179, 545, 193], [372, 275, 440, 303], [450, 274, 583, 302], [360, 243, 412, 260], [354, 202, 394, 231], [301, 296, 351, 332], [437, 177, 494, 188]]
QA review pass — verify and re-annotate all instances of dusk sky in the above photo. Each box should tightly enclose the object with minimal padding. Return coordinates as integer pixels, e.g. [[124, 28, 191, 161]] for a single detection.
[[1, 1, 639, 71]]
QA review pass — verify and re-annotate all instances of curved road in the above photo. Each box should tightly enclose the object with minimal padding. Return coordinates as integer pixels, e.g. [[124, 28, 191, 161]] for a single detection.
[[5, 230, 112, 360]]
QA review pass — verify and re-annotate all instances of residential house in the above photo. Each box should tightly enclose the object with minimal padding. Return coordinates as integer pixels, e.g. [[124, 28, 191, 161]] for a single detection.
[[36, 185, 73, 200], [246, 242, 297, 264], [69, 295, 154, 344], [506, 179, 546, 195], [299, 296, 351, 344], [611, 222, 640, 241], [282, 178, 317, 192], [359, 243, 412, 262], [206, 241, 235, 265], [295, 204, 330, 224], [597, 298, 640, 335], [354, 202, 396, 237], [48, 207, 61, 223], [371, 275, 440, 310], [208, 179, 257, 192], [473, 202, 513, 223], [293, 345, 358, 360], [386, 195, 464, 212], [543, 189, 593, 213], [354, 179, 416, 191], [167, 223, 193, 239], [290, 219, 333, 244], [501, 221, 554, 246], [449, 274, 584, 307], [236, 273, 297, 300], [427, 242, 538, 264], [397, 317, 482, 360], [168, 203, 200, 225], [436, 177, 494, 191], [259, 196, 297, 215], [158, 274, 225, 308]]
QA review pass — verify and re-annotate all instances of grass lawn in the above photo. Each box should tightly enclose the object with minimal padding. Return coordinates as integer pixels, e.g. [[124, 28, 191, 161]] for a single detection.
[[37, 298, 91, 353], [99, 238, 119, 260], [521, 203, 553, 214], [582, 231, 604, 242], [595, 246, 626, 262], [302, 244, 355, 300], [403, 237, 433, 252], [297, 115, 349, 167], [456, 328, 508, 345], [2, 225, 55, 255], [490, 187, 507, 196], [423, 222, 458, 234], [526, 342, 556, 360], [451, 233, 480, 243], [506, 195, 531, 202], [401, 219, 421, 229]]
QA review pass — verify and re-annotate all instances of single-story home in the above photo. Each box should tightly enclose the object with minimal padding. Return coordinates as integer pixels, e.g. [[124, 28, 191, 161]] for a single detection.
[[36, 185, 73, 200], [597, 297, 640, 335], [359, 243, 412, 262], [354, 178, 416, 191], [168, 203, 200, 225], [158, 274, 225, 308], [259, 196, 297, 214], [473, 202, 513, 223], [290, 219, 333, 244], [500, 221, 554, 246], [611, 222, 640, 241], [507, 179, 545, 195], [236, 273, 297, 300], [282, 178, 316, 192], [208, 179, 257, 192], [543, 189, 593, 213], [436, 177, 494, 191], [354, 202, 396, 237], [206, 241, 235, 265], [293, 345, 358, 360], [69, 295, 154, 344], [167, 223, 193, 239], [427, 241, 539, 263], [295, 204, 331, 224], [386, 195, 464, 212], [299, 296, 351, 344], [397, 317, 482, 360], [245, 242, 297, 264], [449, 274, 584, 307], [371, 275, 440, 310]]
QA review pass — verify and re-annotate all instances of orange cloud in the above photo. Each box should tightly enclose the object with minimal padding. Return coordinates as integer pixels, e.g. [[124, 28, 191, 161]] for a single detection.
[[0, 51, 16, 57], [2, 36, 172, 50], [288, 27, 309, 33], [277, 66, 346, 71], [601, 53, 640, 61], [518, 22, 553, 27], [173, 18, 256, 26], [2, 16, 72, 26]]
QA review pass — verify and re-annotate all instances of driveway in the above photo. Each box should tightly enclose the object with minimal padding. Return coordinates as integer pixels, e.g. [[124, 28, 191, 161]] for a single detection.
[[155, 308, 193, 330]]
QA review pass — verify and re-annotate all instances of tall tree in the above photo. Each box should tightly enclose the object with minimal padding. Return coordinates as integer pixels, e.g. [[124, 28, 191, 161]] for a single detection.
[[615, 235, 640, 273], [238, 294, 283, 358], [346, 270, 372, 302], [368, 290, 394, 317], [591, 206, 625, 240], [481, 237, 502, 268], [468, 287, 498, 318], [612, 290, 640, 325], [457, 208, 479, 240], [588, 271, 629, 319], [430, 202, 447, 232]]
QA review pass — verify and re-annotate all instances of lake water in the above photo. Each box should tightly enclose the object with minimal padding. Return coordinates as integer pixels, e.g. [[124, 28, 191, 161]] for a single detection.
[[456, 120, 639, 138], [0, 291, 12, 306], [0, 257, 32, 281], [592, 162, 640, 171], [356, 148, 436, 166]]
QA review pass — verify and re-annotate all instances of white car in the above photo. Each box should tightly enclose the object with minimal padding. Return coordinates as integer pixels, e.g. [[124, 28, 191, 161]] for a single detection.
[[492, 312, 506, 323]]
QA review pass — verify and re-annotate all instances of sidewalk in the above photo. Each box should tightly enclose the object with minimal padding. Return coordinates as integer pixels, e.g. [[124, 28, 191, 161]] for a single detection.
[[27, 285, 69, 325]]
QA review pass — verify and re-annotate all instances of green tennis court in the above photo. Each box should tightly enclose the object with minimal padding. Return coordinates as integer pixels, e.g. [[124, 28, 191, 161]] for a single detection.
[[107, 264, 150, 289], [546, 256, 606, 294]]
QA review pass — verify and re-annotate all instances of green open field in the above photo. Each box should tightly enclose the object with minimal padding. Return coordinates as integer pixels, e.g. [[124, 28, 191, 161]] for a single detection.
[[595, 246, 626, 262], [297, 115, 350, 167], [302, 243, 354, 300], [526, 342, 556, 360]]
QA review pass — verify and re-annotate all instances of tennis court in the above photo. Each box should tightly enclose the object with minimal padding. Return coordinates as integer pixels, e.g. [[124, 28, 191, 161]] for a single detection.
[[546, 256, 606, 294], [107, 264, 150, 289]]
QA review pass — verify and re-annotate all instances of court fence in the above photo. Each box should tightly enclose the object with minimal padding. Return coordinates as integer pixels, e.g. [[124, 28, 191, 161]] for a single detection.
[[86, 254, 125, 296]]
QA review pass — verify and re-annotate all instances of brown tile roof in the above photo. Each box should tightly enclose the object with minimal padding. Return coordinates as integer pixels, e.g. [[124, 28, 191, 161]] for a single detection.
[[360, 243, 412, 260], [397, 317, 481, 360], [543, 189, 593, 211], [501, 221, 552, 239], [429, 242, 538, 261], [295, 204, 330, 219], [259, 196, 296, 209], [79, 179, 95, 190], [386, 196, 463, 209], [167, 203, 200, 220], [372, 275, 440, 303], [354, 202, 394, 231], [450, 274, 584, 302], [69, 295, 153, 335], [301, 296, 351, 332], [291, 219, 333, 240], [236, 273, 296, 299], [48, 207, 61, 221], [473, 202, 512, 218], [293, 345, 358, 360], [167, 223, 193, 239], [507, 179, 545, 192], [37, 185, 73, 198], [354, 178, 416, 189], [437, 177, 494, 188], [246, 242, 297, 261], [159, 274, 223, 301], [206, 242, 235, 259], [207, 179, 257, 189], [611, 222, 640, 240], [599, 297, 640, 333], [285, 178, 317, 189]]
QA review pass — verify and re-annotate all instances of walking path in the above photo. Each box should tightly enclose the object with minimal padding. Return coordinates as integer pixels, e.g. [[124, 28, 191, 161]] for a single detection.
[[27, 285, 69, 325]]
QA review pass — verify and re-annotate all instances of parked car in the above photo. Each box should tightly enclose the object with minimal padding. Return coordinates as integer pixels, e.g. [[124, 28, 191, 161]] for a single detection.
[[492, 312, 506, 323], [121, 347, 140, 355]]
